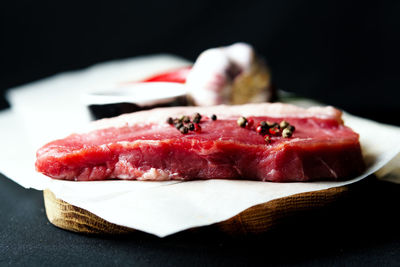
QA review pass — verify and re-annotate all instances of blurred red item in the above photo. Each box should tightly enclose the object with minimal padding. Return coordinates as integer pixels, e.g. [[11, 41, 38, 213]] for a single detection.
[[141, 66, 192, 83]]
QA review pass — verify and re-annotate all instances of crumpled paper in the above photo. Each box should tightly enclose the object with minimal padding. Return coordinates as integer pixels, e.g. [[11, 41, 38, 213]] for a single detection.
[[1, 55, 399, 237]]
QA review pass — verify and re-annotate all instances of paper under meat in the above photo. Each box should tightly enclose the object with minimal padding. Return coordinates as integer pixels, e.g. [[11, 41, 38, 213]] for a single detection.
[[0, 55, 399, 237]]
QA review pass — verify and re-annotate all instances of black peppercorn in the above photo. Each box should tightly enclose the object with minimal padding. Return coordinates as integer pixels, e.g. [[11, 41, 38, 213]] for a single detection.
[[173, 118, 181, 125], [266, 121, 277, 128], [179, 126, 189, 134], [175, 122, 183, 129], [166, 117, 174, 124], [188, 123, 195, 131], [260, 121, 267, 128], [193, 113, 202, 123], [287, 125, 295, 132], [211, 114, 217, 121]]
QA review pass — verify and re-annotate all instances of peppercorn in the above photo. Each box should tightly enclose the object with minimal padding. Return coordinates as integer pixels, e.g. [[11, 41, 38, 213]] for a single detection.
[[194, 123, 201, 132], [256, 125, 265, 134], [264, 135, 271, 144], [193, 113, 202, 123], [246, 118, 254, 128], [282, 128, 293, 138], [179, 126, 189, 134], [188, 123, 195, 131], [237, 116, 247, 127], [211, 114, 217, 121], [166, 117, 174, 125], [287, 125, 295, 132], [269, 126, 280, 135], [260, 121, 267, 128], [173, 118, 181, 125], [175, 122, 183, 129], [265, 121, 273, 127], [280, 120, 289, 129], [182, 116, 191, 123]]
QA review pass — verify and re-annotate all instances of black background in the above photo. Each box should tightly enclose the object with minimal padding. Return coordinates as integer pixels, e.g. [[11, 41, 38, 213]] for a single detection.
[[0, 1, 399, 125], [1, 1, 400, 265]]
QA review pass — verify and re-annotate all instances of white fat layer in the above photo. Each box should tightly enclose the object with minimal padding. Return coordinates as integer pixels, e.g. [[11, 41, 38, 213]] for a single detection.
[[83, 103, 342, 133], [113, 167, 182, 181], [137, 168, 181, 181], [115, 140, 161, 147]]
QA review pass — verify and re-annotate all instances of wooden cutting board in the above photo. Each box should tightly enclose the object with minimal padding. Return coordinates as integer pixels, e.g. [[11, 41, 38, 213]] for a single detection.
[[43, 185, 348, 236]]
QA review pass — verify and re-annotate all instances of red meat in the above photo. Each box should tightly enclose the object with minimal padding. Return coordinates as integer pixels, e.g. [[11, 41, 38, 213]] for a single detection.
[[35, 103, 364, 182]]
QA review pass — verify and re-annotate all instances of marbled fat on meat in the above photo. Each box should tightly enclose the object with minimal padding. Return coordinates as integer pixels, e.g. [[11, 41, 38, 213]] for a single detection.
[[35, 103, 365, 182]]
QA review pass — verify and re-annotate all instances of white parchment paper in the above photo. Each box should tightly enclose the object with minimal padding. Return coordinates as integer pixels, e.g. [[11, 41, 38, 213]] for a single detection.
[[0, 55, 399, 237]]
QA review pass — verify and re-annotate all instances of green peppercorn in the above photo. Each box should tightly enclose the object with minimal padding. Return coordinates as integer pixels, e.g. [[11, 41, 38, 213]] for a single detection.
[[188, 123, 195, 131], [264, 135, 271, 144], [280, 120, 289, 129], [179, 126, 189, 134], [211, 114, 217, 121], [282, 128, 293, 138], [237, 116, 247, 127]]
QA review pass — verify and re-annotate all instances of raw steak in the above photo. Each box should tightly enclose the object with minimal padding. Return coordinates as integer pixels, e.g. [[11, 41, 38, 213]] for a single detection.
[[35, 103, 364, 182]]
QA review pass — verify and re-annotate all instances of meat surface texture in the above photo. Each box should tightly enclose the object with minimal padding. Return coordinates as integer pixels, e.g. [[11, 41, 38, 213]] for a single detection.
[[35, 103, 364, 182]]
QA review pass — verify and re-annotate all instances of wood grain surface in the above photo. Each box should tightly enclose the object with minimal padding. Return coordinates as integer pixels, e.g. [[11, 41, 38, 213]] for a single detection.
[[43, 186, 348, 236]]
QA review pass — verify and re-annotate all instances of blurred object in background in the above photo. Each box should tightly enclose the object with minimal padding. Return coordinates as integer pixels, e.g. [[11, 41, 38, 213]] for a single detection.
[[128, 43, 273, 107], [186, 43, 272, 106], [86, 43, 274, 119]]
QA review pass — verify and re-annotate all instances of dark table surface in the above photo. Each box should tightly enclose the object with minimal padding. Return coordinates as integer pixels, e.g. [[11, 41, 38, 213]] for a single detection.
[[1, 172, 400, 266]]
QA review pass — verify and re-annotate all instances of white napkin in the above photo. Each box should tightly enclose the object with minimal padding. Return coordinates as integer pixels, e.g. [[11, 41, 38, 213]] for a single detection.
[[1, 55, 399, 237]]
